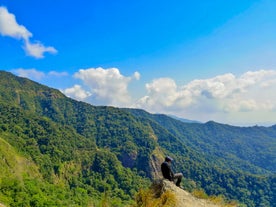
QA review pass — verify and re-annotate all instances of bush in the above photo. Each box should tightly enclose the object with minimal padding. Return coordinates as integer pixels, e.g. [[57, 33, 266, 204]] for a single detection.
[[134, 187, 176, 207]]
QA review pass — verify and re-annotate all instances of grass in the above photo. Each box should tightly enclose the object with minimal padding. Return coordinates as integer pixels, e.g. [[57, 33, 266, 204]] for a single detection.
[[132, 180, 176, 207], [192, 189, 238, 207]]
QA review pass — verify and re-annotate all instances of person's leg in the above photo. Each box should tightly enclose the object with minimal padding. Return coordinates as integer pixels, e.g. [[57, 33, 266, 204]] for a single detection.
[[173, 173, 183, 186]]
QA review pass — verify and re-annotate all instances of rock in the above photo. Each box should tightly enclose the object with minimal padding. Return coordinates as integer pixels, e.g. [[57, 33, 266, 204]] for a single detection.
[[151, 179, 223, 207]]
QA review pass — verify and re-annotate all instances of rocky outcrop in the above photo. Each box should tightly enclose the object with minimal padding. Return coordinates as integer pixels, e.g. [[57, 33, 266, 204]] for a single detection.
[[149, 147, 164, 179], [151, 179, 229, 207]]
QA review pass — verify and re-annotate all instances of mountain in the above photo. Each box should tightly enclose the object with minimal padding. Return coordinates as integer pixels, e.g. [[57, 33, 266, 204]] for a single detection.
[[123, 108, 276, 174], [0, 70, 275, 207], [167, 114, 202, 124]]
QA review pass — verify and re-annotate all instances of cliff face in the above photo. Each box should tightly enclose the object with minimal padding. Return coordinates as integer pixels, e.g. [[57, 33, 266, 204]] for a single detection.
[[149, 147, 164, 179]]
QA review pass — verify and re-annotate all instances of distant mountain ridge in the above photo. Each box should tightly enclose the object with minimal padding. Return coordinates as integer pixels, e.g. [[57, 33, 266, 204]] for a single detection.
[[0, 70, 275, 207], [123, 108, 276, 174], [167, 114, 202, 124]]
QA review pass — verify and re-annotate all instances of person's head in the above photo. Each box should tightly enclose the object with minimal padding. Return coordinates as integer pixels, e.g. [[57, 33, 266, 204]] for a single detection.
[[165, 156, 173, 163]]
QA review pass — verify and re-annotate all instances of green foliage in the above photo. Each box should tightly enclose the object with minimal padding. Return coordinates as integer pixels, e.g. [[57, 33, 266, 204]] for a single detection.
[[125, 109, 276, 207], [0, 137, 90, 207], [0, 175, 93, 207], [125, 109, 276, 174], [0, 71, 275, 207]]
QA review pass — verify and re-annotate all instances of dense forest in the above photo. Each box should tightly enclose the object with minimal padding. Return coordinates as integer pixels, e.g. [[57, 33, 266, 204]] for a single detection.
[[0, 71, 275, 206], [124, 109, 276, 174]]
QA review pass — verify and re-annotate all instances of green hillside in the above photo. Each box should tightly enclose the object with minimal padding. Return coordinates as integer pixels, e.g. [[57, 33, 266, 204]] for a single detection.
[[123, 109, 276, 174], [123, 109, 276, 207], [0, 71, 275, 207], [0, 135, 93, 206]]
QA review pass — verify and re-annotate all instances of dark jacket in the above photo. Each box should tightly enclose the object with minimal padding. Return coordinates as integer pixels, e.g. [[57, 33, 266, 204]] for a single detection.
[[161, 161, 174, 181]]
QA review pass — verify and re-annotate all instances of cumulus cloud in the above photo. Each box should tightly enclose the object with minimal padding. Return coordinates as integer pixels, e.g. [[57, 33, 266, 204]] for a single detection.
[[136, 70, 276, 123], [63, 85, 92, 100], [13, 67, 276, 125], [0, 6, 57, 58], [0, 6, 31, 39], [138, 78, 180, 109], [64, 67, 140, 106]]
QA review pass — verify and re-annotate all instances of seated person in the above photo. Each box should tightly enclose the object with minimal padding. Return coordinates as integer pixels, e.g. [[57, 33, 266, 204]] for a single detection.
[[161, 156, 183, 187]]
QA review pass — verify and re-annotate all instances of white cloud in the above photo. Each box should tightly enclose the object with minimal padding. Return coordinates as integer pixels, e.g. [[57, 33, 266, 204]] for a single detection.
[[0, 6, 57, 58], [133, 71, 141, 80], [13, 67, 276, 125], [69, 67, 139, 106], [136, 70, 276, 124], [63, 85, 91, 100], [0, 6, 32, 39], [12, 68, 45, 80], [137, 78, 179, 109], [12, 68, 68, 81], [24, 39, 57, 58]]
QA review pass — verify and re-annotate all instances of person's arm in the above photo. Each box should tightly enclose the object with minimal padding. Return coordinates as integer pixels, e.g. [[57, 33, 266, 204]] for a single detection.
[[164, 162, 174, 181], [168, 165, 174, 180]]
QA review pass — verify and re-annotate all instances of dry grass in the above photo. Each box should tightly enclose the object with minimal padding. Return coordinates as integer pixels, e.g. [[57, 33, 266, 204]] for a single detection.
[[192, 189, 238, 207], [191, 189, 209, 199], [134, 187, 176, 207]]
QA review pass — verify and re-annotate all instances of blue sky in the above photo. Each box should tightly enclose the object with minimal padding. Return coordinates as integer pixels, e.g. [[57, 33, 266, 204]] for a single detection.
[[1, 0, 276, 126]]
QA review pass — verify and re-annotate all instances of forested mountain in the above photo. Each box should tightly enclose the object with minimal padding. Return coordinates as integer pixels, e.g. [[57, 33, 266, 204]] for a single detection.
[[123, 109, 276, 174], [0, 71, 275, 207]]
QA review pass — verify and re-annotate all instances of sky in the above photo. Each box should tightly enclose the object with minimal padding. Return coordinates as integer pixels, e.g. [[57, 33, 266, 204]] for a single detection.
[[1, 0, 276, 126]]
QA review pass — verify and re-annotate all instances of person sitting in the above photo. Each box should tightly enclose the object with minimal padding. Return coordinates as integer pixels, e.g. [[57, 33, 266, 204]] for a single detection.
[[161, 156, 183, 187]]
